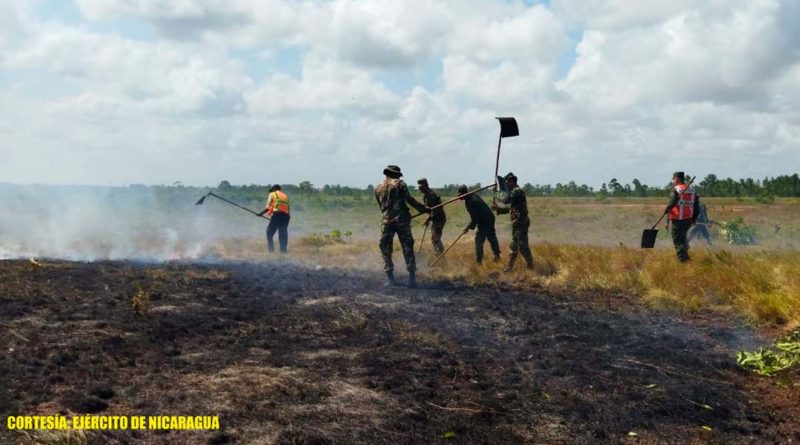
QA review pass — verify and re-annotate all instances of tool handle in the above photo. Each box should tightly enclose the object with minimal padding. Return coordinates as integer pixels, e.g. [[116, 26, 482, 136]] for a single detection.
[[430, 230, 467, 267], [407, 184, 495, 221], [210, 192, 271, 220]]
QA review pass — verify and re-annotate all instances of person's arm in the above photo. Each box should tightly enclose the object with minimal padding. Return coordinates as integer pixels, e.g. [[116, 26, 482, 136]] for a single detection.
[[404, 184, 430, 213], [464, 199, 477, 231], [258, 193, 274, 216], [664, 189, 680, 214]]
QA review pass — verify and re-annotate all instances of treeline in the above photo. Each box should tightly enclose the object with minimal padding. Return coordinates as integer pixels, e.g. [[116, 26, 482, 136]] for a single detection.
[[181, 173, 800, 199]]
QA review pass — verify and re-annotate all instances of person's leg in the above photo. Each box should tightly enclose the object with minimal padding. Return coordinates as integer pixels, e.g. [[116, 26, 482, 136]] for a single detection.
[[379, 223, 397, 281], [278, 214, 290, 253], [431, 221, 445, 255], [487, 225, 501, 261], [517, 220, 533, 268], [671, 220, 691, 262], [266, 219, 278, 253], [474, 228, 486, 264], [397, 222, 417, 287]]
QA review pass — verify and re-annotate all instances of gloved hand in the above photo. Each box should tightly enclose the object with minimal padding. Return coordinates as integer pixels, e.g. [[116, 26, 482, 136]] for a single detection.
[[257, 210, 267, 217], [424, 206, 432, 214], [462, 228, 470, 235], [491, 203, 499, 211]]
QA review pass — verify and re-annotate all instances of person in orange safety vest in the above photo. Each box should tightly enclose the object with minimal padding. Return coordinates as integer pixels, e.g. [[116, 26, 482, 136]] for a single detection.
[[664, 171, 700, 262], [257, 185, 290, 253]]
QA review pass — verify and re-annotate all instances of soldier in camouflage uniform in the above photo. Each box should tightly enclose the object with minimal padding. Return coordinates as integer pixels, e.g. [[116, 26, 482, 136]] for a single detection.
[[417, 178, 446, 255], [459, 185, 501, 264], [492, 172, 533, 271], [375, 165, 430, 287]]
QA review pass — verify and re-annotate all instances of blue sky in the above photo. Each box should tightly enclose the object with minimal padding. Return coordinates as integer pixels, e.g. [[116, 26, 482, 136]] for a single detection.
[[1, 0, 798, 187]]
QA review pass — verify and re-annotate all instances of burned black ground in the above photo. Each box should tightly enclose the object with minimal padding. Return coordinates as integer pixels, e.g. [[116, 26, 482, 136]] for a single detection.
[[1, 259, 798, 444]]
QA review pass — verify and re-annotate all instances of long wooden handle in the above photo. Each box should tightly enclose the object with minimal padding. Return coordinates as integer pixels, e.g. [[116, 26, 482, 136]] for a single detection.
[[408, 184, 495, 221], [209, 192, 271, 220], [430, 230, 467, 267]]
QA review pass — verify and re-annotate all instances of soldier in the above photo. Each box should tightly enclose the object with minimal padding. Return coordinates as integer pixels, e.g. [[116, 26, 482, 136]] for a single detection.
[[664, 171, 700, 262], [375, 165, 430, 287], [492, 172, 533, 271], [459, 185, 501, 264], [417, 178, 446, 255], [688, 202, 713, 246]]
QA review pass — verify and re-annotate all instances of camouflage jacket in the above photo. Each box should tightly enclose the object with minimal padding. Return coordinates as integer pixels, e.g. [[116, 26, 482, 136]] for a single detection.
[[464, 194, 495, 230], [375, 178, 427, 223], [496, 186, 529, 223], [422, 190, 446, 224]]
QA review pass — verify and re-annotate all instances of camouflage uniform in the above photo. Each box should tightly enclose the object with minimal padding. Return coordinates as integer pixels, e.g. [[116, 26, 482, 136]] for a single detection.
[[463, 194, 501, 263], [375, 178, 428, 273], [496, 185, 533, 269], [422, 189, 446, 255]]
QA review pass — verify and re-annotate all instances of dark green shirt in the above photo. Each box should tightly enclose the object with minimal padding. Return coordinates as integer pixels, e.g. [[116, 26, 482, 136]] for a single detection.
[[464, 194, 495, 230], [422, 190, 446, 224]]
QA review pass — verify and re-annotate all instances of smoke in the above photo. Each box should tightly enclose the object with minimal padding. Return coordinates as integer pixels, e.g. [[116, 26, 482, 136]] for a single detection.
[[0, 183, 265, 261]]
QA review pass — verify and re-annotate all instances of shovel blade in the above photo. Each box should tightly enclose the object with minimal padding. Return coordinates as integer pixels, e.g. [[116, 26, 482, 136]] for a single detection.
[[641, 229, 659, 249], [195, 194, 208, 205], [496, 175, 508, 193], [496, 117, 519, 138]]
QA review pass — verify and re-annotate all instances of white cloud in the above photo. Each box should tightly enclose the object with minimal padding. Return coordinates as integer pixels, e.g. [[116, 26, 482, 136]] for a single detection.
[[0, 0, 798, 188]]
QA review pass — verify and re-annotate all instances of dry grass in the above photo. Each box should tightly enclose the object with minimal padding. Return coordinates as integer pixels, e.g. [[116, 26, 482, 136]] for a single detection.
[[427, 242, 800, 328]]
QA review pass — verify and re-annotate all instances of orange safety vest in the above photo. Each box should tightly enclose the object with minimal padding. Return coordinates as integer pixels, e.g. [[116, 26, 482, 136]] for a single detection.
[[267, 191, 290, 216], [669, 184, 696, 220]]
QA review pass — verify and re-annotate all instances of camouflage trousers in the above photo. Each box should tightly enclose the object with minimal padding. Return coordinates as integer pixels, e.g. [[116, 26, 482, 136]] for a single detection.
[[430, 220, 445, 256], [509, 218, 533, 266], [379, 220, 416, 273], [670, 219, 692, 262]]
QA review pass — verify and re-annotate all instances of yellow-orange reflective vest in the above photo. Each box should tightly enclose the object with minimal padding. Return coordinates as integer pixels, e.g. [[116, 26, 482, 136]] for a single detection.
[[669, 184, 696, 220], [267, 191, 290, 216]]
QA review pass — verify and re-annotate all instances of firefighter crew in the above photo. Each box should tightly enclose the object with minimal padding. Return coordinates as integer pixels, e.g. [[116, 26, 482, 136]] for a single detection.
[[459, 185, 501, 264], [375, 165, 430, 287], [664, 171, 700, 262], [258, 184, 290, 253], [492, 172, 533, 271], [417, 178, 446, 255]]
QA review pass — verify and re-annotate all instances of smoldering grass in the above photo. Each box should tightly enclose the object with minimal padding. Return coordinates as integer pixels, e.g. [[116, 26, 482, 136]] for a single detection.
[[332, 307, 369, 333]]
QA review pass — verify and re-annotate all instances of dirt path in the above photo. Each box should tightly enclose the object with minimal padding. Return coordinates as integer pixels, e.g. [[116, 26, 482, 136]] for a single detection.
[[1, 260, 798, 444]]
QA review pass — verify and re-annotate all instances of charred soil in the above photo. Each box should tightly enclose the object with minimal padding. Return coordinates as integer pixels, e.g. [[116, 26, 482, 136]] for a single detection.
[[1, 259, 798, 444]]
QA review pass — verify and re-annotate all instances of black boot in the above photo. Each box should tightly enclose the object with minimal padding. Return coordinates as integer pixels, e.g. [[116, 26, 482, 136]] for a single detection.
[[504, 253, 517, 272], [408, 271, 417, 288], [386, 271, 397, 286]]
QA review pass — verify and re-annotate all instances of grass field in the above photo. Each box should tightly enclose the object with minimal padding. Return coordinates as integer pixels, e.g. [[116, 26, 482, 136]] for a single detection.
[[196, 196, 800, 329], [3, 192, 800, 443]]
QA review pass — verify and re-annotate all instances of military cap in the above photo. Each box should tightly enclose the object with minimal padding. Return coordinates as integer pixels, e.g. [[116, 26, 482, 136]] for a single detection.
[[457, 185, 469, 195], [383, 165, 403, 177], [417, 178, 428, 186], [504, 172, 518, 182]]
